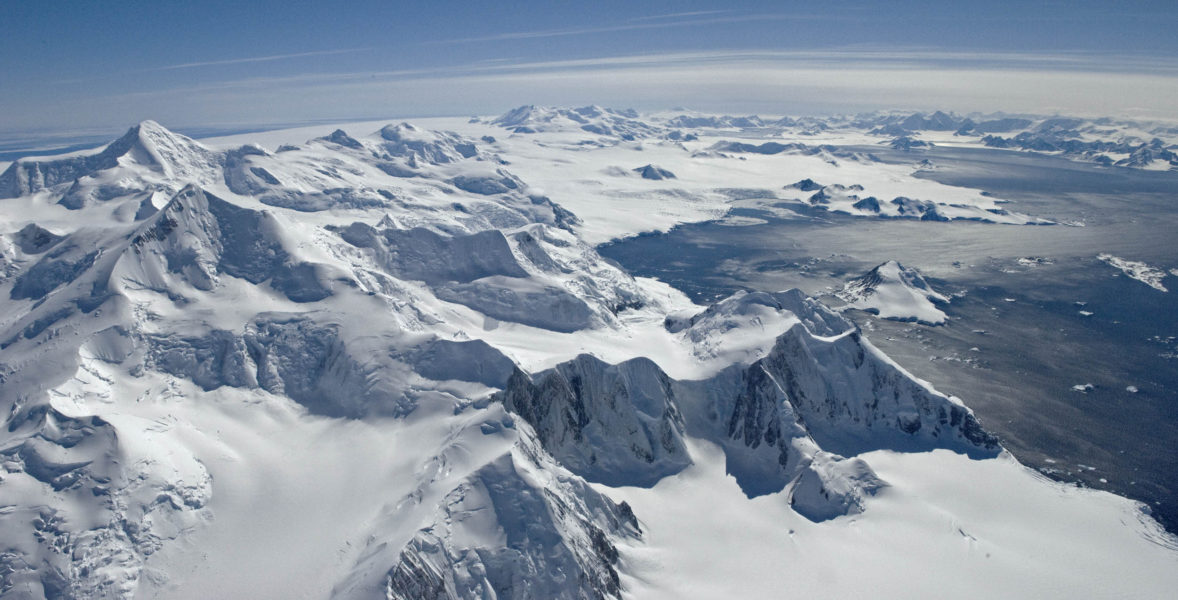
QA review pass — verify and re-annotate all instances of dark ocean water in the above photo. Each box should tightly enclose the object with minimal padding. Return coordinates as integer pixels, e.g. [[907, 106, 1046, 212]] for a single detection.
[[600, 146, 1178, 532]]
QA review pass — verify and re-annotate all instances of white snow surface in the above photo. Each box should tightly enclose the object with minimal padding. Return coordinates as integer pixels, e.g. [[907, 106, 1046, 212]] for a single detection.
[[607, 441, 1178, 600], [837, 260, 951, 324], [0, 109, 1175, 599]]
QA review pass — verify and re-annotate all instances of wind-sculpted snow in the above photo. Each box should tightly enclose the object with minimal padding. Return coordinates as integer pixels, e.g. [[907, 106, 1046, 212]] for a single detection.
[[497, 355, 691, 487], [334, 223, 529, 284], [0, 402, 210, 599], [435, 276, 593, 333], [144, 315, 430, 418]]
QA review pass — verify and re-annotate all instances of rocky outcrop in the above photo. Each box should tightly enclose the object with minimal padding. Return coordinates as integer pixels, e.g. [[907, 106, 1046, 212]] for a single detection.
[[498, 354, 691, 486]]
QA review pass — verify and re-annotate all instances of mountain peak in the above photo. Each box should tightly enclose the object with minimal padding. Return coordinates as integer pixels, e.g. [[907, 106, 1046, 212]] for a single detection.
[[115, 119, 183, 150], [837, 261, 949, 324], [492, 104, 549, 129], [378, 122, 427, 142], [316, 128, 365, 150], [133, 119, 170, 135], [106, 119, 215, 178], [0, 119, 214, 198]]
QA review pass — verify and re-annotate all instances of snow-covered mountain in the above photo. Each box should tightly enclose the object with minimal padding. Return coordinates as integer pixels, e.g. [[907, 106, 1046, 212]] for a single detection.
[[1, 111, 1175, 599], [837, 260, 951, 325], [849, 110, 1178, 170], [490, 105, 658, 140]]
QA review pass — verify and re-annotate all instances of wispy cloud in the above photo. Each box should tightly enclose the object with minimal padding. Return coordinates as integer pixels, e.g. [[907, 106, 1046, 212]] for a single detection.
[[94, 48, 1178, 102], [430, 13, 822, 45], [19, 48, 1178, 136], [627, 10, 732, 22], [146, 48, 368, 71], [48, 47, 371, 85]]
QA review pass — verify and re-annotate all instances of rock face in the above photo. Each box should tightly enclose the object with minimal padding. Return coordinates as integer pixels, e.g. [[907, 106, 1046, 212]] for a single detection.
[[126, 185, 334, 302], [666, 296, 997, 514], [788, 178, 824, 191], [377, 445, 640, 600], [505, 290, 997, 520], [498, 355, 691, 486], [12, 224, 63, 254], [633, 164, 676, 180], [734, 324, 996, 456], [145, 315, 422, 418]]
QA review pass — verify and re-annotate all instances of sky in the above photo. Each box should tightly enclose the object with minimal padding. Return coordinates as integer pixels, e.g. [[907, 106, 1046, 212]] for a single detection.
[[2, 0, 1178, 145]]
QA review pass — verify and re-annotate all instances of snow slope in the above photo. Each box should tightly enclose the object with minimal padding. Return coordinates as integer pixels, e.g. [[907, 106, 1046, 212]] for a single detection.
[[837, 260, 951, 325], [0, 112, 1174, 599]]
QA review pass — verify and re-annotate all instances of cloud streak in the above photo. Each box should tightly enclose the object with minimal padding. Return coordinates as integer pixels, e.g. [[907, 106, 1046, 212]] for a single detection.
[[626, 10, 732, 22], [146, 48, 369, 72], [11, 49, 1178, 137], [430, 13, 824, 45]]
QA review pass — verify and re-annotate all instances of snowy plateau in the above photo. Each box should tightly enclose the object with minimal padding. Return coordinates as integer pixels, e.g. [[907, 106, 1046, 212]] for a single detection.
[[0, 106, 1176, 599]]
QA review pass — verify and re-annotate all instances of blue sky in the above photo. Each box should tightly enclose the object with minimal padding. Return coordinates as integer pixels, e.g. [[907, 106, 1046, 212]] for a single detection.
[[3, 1, 1178, 141]]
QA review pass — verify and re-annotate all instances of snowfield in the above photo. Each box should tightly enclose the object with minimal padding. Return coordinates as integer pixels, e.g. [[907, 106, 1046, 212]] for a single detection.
[[0, 107, 1175, 599]]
